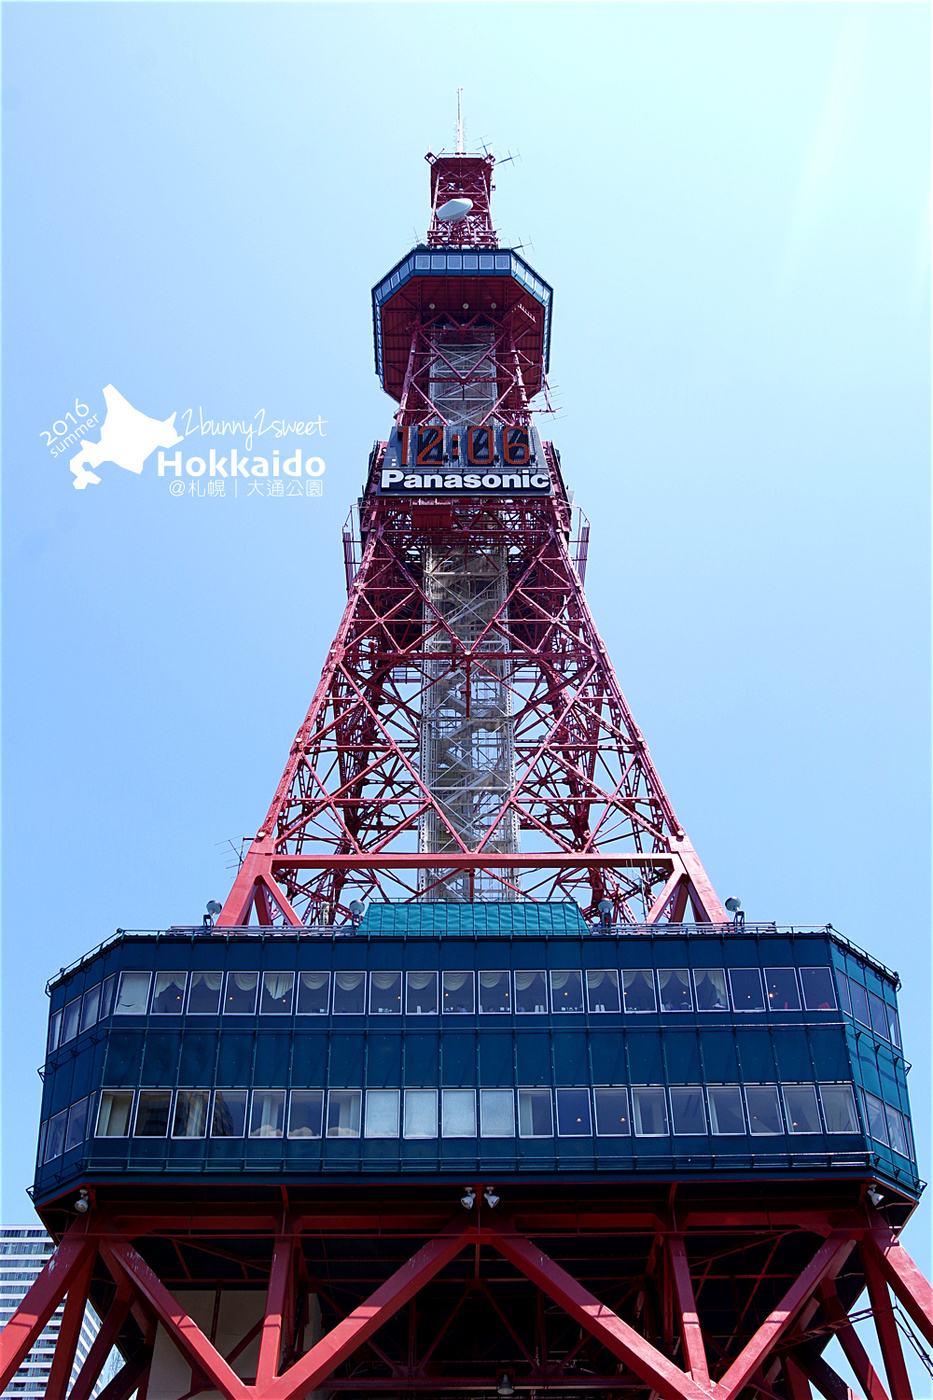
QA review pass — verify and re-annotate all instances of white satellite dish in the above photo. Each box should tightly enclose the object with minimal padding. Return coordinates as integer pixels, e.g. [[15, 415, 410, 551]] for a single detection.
[[437, 196, 473, 222]]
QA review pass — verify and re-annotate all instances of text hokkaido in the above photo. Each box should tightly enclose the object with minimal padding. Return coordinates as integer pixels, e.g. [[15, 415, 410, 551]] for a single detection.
[[158, 448, 325, 478]]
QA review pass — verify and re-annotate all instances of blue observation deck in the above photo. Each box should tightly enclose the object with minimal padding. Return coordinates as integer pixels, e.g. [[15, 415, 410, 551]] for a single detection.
[[33, 905, 920, 1206]]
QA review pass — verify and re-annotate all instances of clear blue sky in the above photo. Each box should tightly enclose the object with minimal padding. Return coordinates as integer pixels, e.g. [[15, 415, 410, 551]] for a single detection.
[[2, 2, 930, 1384]]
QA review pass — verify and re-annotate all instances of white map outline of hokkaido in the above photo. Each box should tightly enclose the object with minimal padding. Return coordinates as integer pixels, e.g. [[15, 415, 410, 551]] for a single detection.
[[70, 384, 181, 489]]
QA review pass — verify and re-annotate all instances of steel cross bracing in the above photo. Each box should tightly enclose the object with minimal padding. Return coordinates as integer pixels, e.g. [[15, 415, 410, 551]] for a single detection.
[[4, 1196, 932, 1400], [219, 465, 723, 927]]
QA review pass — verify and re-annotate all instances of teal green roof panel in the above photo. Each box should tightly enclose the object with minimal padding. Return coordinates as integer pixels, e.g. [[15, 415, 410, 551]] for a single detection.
[[357, 902, 589, 937]]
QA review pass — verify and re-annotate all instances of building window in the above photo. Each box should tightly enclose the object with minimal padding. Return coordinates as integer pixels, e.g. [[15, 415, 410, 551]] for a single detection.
[[744, 1085, 783, 1136], [693, 968, 728, 1011], [406, 972, 438, 1015], [517, 1089, 553, 1138], [479, 971, 510, 1014], [333, 972, 366, 1015], [631, 1088, 668, 1137], [442, 972, 474, 1014], [835, 973, 851, 1015], [151, 973, 188, 1015], [593, 1087, 630, 1136], [99, 974, 117, 1019], [249, 1090, 286, 1139], [64, 1098, 89, 1153], [800, 967, 838, 1012], [223, 972, 258, 1015], [115, 972, 151, 1016], [288, 1091, 324, 1140], [403, 1090, 438, 1139], [134, 1092, 171, 1138], [585, 969, 620, 1013], [550, 970, 584, 1013], [187, 972, 223, 1014], [364, 1090, 399, 1138], [669, 1088, 707, 1135], [848, 981, 870, 1026], [480, 1090, 514, 1137], [210, 1090, 247, 1138], [96, 1091, 134, 1137], [47, 1011, 62, 1055], [868, 992, 890, 1042], [44, 1111, 67, 1162], [79, 986, 101, 1033], [327, 1090, 362, 1138], [172, 1091, 209, 1138], [556, 1088, 591, 1137], [707, 1086, 745, 1136], [260, 972, 294, 1015], [370, 972, 402, 1015], [60, 998, 81, 1043], [442, 1090, 477, 1138], [862, 1091, 889, 1146], [818, 1085, 859, 1134], [657, 969, 692, 1012], [297, 972, 330, 1015], [782, 1085, 821, 1135], [514, 972, 547, 1015], [764, 969, 800, 1011], [887, 1005, 901, 1049], [728, 969, 764, 1012], [885, 1105, 910, 1158], [622, 971, 656, 1014]]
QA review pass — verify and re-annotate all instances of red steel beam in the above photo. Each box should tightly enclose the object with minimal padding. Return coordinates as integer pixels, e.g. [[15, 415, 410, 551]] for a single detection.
[[861, 1249, 912, 1400], [256, 1236, 293, 1388], [861, 1210, 933, 1349], [266, 851, 679, 870], [817, 1280, 889, 1400], [68, 1280, 135, 1400], [485, 1224, 714, 1400], [94, 1349, 154, 1400], [667, 1235, 710, 1387], [0, 1230, 96, 1393], [45, 1247, 97, 1400]]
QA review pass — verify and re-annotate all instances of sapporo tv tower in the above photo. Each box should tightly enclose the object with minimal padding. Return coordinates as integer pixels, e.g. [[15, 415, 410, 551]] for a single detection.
[[3, 138, 932, 1400]]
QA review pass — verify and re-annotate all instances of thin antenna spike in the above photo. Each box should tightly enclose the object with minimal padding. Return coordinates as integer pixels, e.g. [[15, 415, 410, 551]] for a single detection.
[[456, 87, 464, 154]]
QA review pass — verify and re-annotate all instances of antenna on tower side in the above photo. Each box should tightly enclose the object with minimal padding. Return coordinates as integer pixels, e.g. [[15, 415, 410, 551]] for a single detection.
[[456, 87, 464, 154]]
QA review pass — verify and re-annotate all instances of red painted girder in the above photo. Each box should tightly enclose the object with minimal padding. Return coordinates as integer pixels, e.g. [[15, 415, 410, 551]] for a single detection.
[[782, 1356, 814, 1400], [45, 1247, 97, 1400], [861, 1208, 933, 1349], [787, 1348, 859, 1400], [268, 851, 679, 870], [256, 1237, 293, 1387], [259, 1222, 475, 1400], [67, 1280, 135, 1400], [95, 1349, 154, 1400], [485, 1224, 715, 1400], [667, 1235, 710, 1387], [0, 1230, 96, 1393], [861, 1249, 912, 1400], [817, 1281, 890, 1400], [715, 1234, 856, 1400]]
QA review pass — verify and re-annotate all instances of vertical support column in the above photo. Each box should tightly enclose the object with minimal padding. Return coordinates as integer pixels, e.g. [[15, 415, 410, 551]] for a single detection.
[[256, 1236, 294, 1388], [69, 1279, 135, 1400], [817, 1281, 890, 1400], [783, 1355, 814, 1400], [666, 1236, 709, 1387], [45, 1248, 97, 1400], [862, 1248, 913, 1400]]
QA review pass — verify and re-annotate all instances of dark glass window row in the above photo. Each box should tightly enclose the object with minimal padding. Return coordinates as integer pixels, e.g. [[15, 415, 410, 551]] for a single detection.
[[47, 975, 116, 1052], [51, 965, 840, 1037], [40, 1078, 898, 1165], [835, 971, 901, 1047]]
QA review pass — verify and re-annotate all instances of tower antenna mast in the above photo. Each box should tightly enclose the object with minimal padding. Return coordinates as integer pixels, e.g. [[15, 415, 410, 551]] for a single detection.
[[456, 86, 464, 153]]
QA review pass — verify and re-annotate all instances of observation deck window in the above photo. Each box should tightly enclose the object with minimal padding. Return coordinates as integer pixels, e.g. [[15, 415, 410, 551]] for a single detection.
[[79, 985, 100, 1032], [593, 1087, 630, 1136], [172, 1091, 209, 1138], [223, 972, 258, 1015], [800, 967, 838, 1012], [65, 1098, 88, 1153], [632, 1088, 668, 1137], [115, 972, 151, 1015], [442, 1089, 477, 1138], [728, 968, 765, 1012], [370, 972, 402, 1015], [514, 971, 547, 1014], [365, 1090, 399, 1138], [249, 1090, 285, 1139], [518, 1089, 553, 1138], [550, 970, 584, 1013], [134, 1091, 171, 1138], [96, 1091, 133, 1138], [622, 970, 656, 1014], [210, 1090, 246, 1138], [556, 1088, 591, 1137], [744, 1085, 783, 1136], [479, 971, 510, 1013], [442, 972, 474, 1014], [260, 972, 294, 1015], [406, 971, 438, 1015], [658, 969, 692, 1012], [297, 972, 330, 1015], [669, 1088, 707, 1136], [885, 1104, 910, 1158], [47, 1011, 61, 1055], [765, 968, 800, 1011], [333, 972, 365, 1015], [99, 974, 116, 1019], [586, 969, 620, 1013], [287, 1090, 324, 1140], [887, 1006, 901, 1049], [868, 991, 890, 1041], [44, 1110, 67, 1162], [782, 1085, 821, 1135], [836, 974, 852, 1015], [187, 972, 223, 1014], [818, 1084, 859, 1134], [849, 981, 871, 1026], [480, 1089, 514, 1137], [61, 998, 81, 1043], [693, 968, 728, 1011], [707, 1086, 745, 1136], [404, 1089, 438, 1139], [861, 1090, 889, 1146], [152, 972, 187, 1015]]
